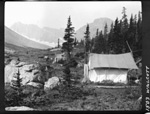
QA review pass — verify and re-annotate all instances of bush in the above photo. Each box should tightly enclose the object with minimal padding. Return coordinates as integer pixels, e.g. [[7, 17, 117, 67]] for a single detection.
[[21, 85, 44, 97], [127, 70, 138, 81], [57, 59, 65, 64], [75, 52, 84, 59], [124, 86, 142, 100]]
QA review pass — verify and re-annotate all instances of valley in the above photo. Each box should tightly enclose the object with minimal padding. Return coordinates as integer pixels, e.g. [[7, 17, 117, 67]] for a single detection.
[[4, 8, 142, 110]]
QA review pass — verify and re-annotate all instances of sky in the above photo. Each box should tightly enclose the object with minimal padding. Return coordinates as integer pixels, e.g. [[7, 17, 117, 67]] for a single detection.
[[5, 1, 141, 30]]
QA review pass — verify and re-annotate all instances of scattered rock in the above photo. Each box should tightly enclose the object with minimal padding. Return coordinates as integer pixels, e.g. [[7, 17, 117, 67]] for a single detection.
[[27, 82, 44, 89], [5, 106, 35, 111], [44, 77, 60, 90]]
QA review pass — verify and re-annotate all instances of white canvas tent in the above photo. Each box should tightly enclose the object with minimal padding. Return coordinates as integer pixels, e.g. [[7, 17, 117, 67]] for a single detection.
[[82, 53, 138, 84]]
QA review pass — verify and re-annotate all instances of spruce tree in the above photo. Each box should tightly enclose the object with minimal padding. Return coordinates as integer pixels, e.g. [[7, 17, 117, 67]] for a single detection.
[[104, 23, 108, 53], [121, 7, 129, 52], [91, 29, 99, 52], [84, 24, 91, 64], [128, 14, 135, 51], [113, 18, 123, 53], [74, 37, 77, 46], [108, 22, 114, 53], [136, 11, 142, 57], [58, 38, 60, 48], [62, 16, 75, 87], [93, 30, 105, 54], [11, 69, 23, 106]]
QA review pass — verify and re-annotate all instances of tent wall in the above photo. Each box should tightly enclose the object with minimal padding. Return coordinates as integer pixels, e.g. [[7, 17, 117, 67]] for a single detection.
[[82, 64, 89, 82], [88, 68, 128, 84]]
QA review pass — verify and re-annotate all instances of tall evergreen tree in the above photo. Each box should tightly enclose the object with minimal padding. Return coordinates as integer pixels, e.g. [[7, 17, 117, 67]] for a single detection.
[[11, 69, 23, 106], [121, 7, 129, 52], [127, 14, 135, 51], [58, 38, 60, 48], [113, 18, 123, 53], [93, 30, 105, 54], [91, 29, 99, 52], [62, 16, 75, 60], [62, 16, 75, 87], [104, 23, 108, 41], [104, 23, 108, 53], [108, 22, 114, 53], [74, 37, 77, 46], [136, 11, 142, 56], [84, 24, 91, 64]]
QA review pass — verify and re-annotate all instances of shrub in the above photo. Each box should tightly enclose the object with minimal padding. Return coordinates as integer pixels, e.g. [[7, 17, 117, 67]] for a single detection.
[[75, 52, 84, 59], [57, 59, 65, 64], [124, 86, 141, 100]]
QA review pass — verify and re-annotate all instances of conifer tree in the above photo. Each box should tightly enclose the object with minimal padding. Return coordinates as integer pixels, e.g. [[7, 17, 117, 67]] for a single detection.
[[93, 30, 105, 54], [113, 18, 122, 53], [121, 7, 129, 52], [11, 69, 23, 106], [62, 16, 75, 87], [91, 29, 99, 52], [108, 22, 114, 53], [104, 23, 108, 53], [74, 37, 77, 46], [136, 11, 142, 56], [84, 24, 91, 64], [128, 14, 135, 51], [58, 38, 60, 48], [104, 23, 108, 41]]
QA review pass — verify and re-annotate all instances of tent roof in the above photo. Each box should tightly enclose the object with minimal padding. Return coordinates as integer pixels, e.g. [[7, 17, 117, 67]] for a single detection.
[[89, 53, 138, 69]]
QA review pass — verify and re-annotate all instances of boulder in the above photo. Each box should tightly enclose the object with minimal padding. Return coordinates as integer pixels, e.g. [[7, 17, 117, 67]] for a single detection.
[[5, 60, 45, 86], [20, 64, 37, 71], [19, 69, 44, 85], [44, 77, 60, 90], [5, 106, 35, 111], [5, 64, 19, 83], [26, 82, 44, 89], [15, 62, 26, 67], [10, 60, 20, 66]]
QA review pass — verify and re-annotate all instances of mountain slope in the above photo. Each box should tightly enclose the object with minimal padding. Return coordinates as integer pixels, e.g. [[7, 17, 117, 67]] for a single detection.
[[10, 22, 64, 44], [75, 17, 113, 41], [10, 18, 114, 44], [5, 26, 51, 49]]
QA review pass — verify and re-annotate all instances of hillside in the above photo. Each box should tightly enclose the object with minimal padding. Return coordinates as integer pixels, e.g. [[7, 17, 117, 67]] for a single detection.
[[75, 17, 113, 41], [5, 26, 51, 49], [10, 22, 64, 46], [10, 18, 113, 43]]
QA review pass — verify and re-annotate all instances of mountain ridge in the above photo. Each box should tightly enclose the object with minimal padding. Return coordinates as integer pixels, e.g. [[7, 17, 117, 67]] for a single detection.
[[10, 17, 114, 45], [75, 17, 113, 41], [5, 26, 51, 49]]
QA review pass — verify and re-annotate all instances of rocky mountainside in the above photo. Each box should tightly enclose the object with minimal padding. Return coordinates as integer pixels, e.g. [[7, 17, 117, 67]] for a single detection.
[[10, 18, 113, 44], [10, 22, 64, 45], [75, 17, 113, 41], [5, 26, 51, 49]]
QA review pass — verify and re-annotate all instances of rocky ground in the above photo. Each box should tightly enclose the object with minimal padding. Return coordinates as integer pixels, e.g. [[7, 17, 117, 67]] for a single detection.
[[4, 45, 142, 111]]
